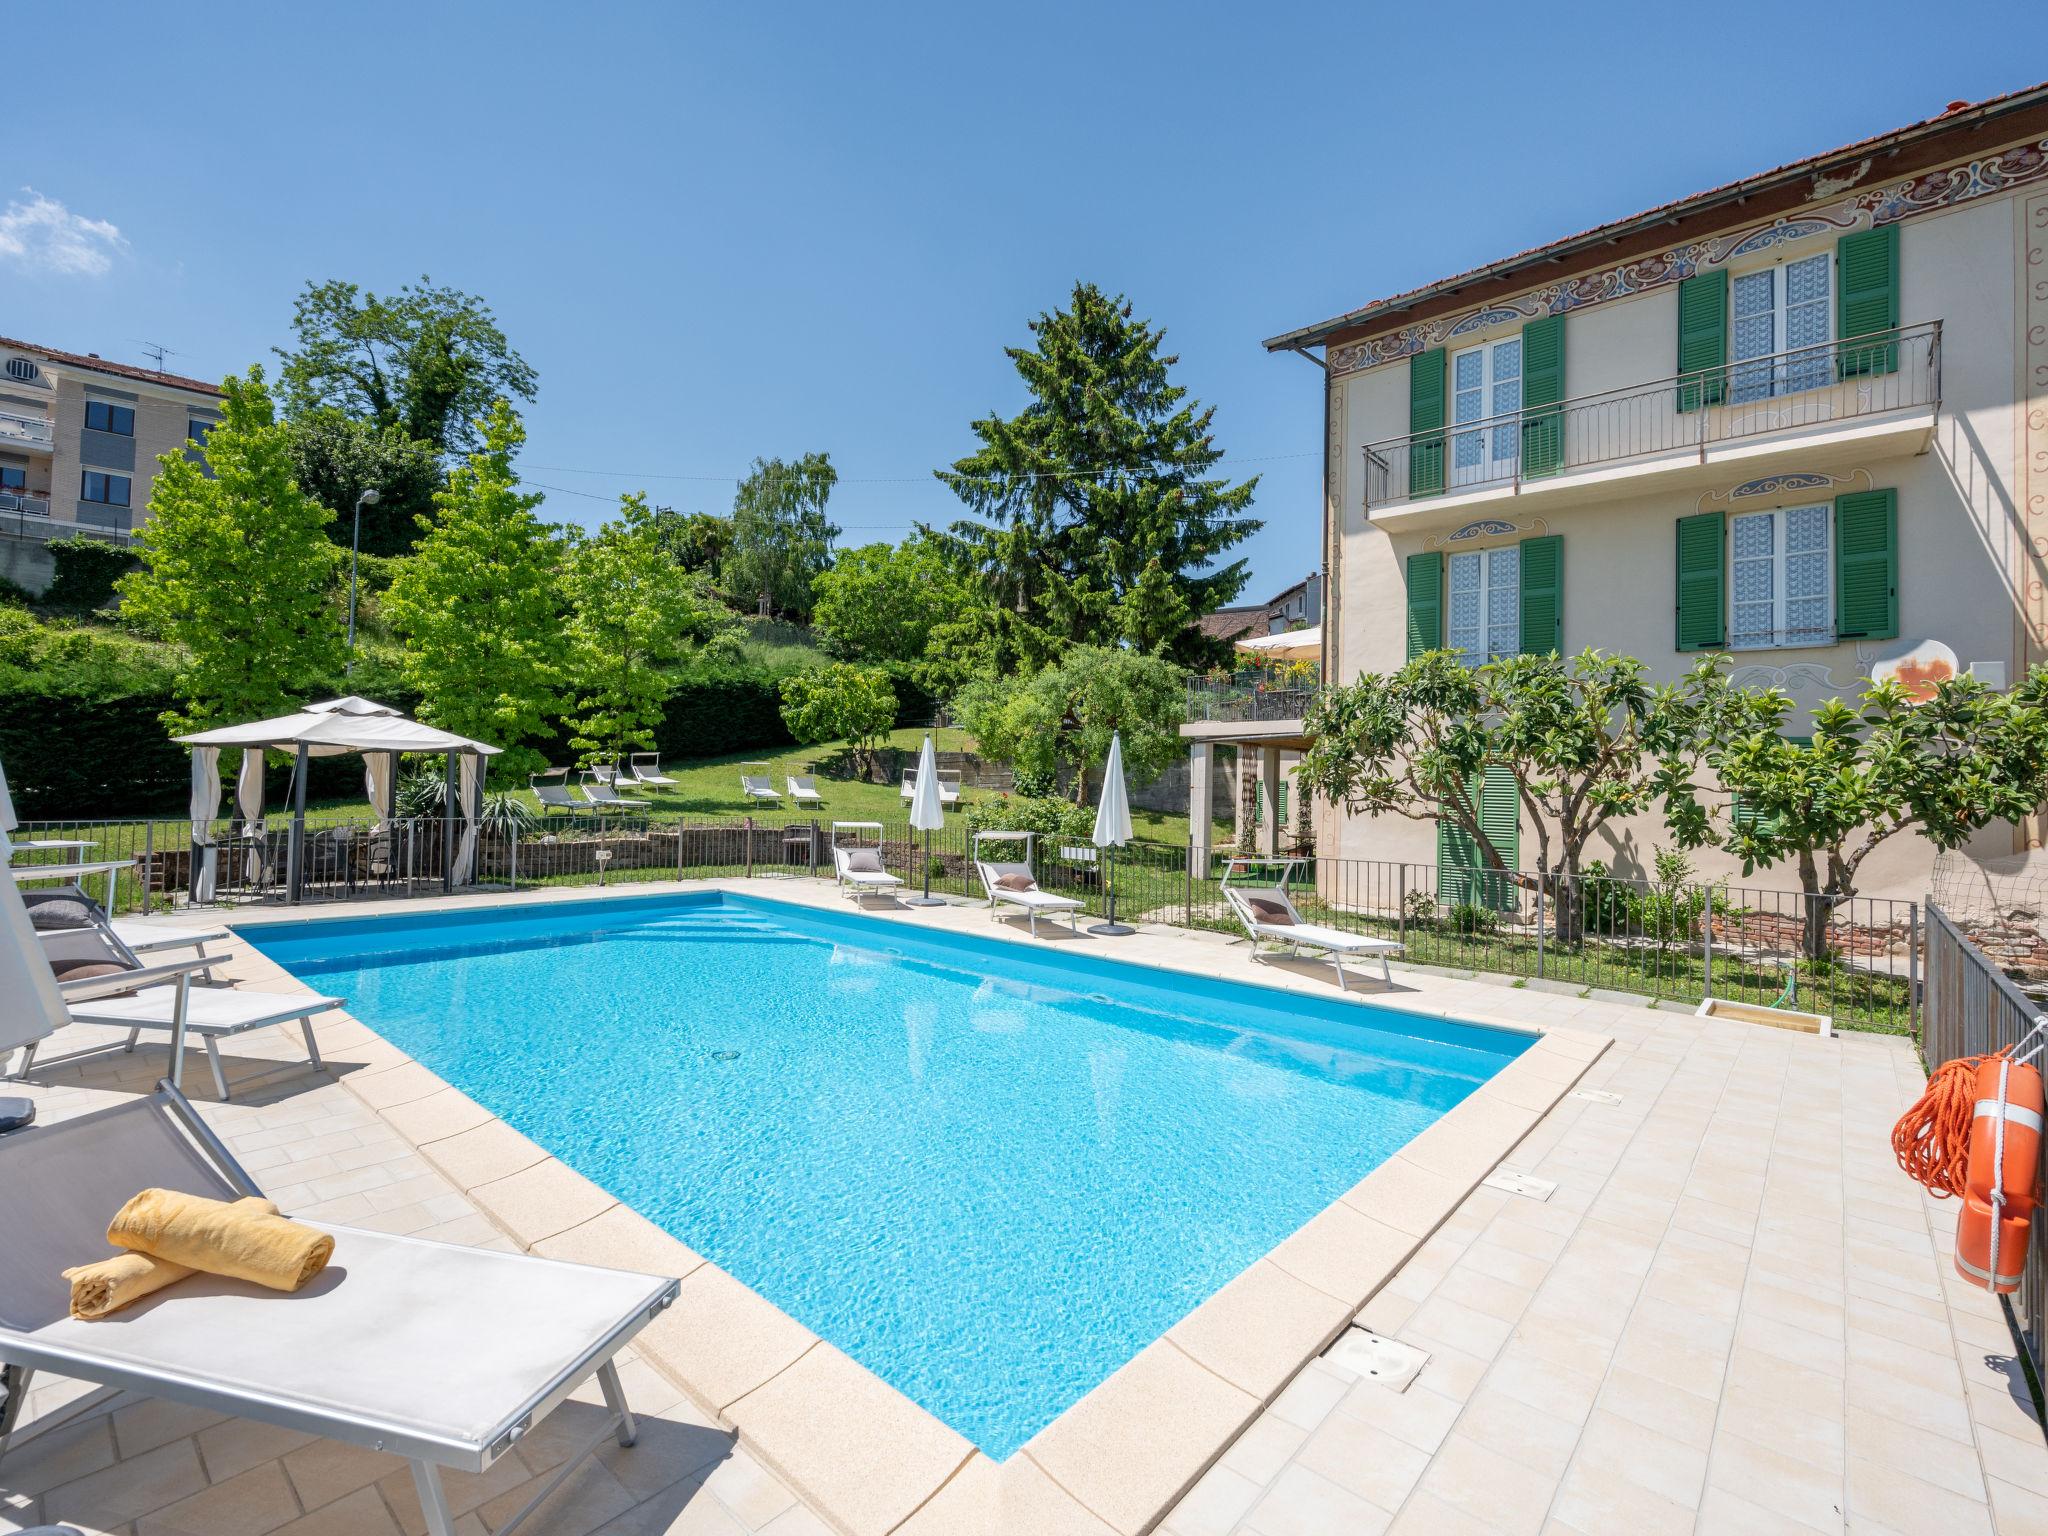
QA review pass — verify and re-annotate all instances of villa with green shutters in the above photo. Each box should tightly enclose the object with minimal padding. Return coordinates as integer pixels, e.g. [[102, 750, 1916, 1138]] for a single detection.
[[1246, 82, 2048, 901]]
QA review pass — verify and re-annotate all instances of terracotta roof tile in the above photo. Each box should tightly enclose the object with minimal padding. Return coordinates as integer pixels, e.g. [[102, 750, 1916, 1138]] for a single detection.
[[0, 334, 220, 396]]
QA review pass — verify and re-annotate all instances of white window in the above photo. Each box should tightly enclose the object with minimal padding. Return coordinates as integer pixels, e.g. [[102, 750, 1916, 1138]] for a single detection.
[[1447, 544, 1520, 665], [1730, 251, 1832, 403], [1450, 337, 1520, 487], [1731, 504, 1832, 650]]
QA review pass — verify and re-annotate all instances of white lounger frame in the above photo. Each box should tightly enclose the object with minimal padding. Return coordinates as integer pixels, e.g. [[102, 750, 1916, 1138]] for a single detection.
[[579, 771, 647, 812], [972, 830, 1083, 937], [1221, 858, 1400, 991], [829, 821, 902, 902], [0, 1082, 679, 1536], [529, 768, 591, 818], [739, 762, 781, 801], [786, 775, 825, 806], [626, 753, 676, 786]]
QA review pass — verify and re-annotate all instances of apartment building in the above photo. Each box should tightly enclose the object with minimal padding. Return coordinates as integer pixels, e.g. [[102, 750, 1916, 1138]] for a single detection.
[[0, 336, 221, 591], [1234, 83, 2048, 901]]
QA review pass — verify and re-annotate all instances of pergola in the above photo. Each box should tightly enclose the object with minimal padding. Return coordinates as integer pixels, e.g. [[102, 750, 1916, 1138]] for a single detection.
[[176, 697, 500, 904]]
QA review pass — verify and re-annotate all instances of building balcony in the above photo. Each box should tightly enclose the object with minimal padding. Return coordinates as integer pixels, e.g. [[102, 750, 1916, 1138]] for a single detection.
[[1182, 668, 1320, 747], [1361, 322, 1940, 527], [0, 410, 54, 451], [0, 495, 135, 545]]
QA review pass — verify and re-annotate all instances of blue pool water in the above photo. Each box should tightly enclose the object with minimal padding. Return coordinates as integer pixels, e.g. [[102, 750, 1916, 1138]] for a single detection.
[[246, 892, 1526, 1457]]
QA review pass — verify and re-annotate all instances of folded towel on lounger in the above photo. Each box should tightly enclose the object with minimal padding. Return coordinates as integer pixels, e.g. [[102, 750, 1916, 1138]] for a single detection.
[[64, 1197, 279, 1318], [106, 1188, 332, 1294]]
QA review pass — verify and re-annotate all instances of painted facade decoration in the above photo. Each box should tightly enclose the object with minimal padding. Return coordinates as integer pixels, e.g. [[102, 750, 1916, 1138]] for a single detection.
[[1868, 639, 1961, 703], [1425, 516, 1548, 551], [1697, 467, 1869, 512], [1328, 135, 2048, 376]]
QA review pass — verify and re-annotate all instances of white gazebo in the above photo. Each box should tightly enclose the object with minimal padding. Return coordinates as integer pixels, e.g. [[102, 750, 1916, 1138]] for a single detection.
[[176, 697, 500, 904], [1233, 623, 1321, 664]]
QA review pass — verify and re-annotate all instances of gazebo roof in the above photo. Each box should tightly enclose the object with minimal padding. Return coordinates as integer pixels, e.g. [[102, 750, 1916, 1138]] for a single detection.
[[175, 698, 501, 757]]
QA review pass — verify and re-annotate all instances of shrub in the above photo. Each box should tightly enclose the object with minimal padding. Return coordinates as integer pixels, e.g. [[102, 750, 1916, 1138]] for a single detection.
[[964, 793, 1094, 843], [1447, 901, 1498, 936], [43, 538, 139, 612]]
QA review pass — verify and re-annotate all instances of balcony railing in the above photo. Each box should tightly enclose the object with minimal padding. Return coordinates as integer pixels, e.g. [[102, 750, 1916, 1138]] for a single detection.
[[0, 488, 50, 518], [1186, 667, 1321, 726], [0, 410, 54, 449], [1362, 322, 1941, 511]]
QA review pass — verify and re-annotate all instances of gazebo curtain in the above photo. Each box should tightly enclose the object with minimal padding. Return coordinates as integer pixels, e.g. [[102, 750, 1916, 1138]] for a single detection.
[[189, 747, 220, 903], [452, 753, 482, 886], [234, 749, 266, 883], [364, 752, 397, 829]]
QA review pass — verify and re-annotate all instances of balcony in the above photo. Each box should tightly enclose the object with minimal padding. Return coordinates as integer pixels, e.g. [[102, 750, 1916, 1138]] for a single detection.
[[0, 410, 54, 451], [1361, 323, 1940, 523], [1183, 667, 1321, 745]]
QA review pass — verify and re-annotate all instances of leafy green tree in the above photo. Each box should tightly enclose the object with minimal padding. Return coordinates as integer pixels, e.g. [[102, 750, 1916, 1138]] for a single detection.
[[286, 409, 444, 557], [1667, 667, 2048, 958], [778, 663, 898, 776], [561, 492, 717, 764], [649, 507, 733, 577], [383, 401, 566, 776], [1299, 650, 1754, 939], [274, 277, 537, 453], [119, 368, 342, 730], [954, 645, 1185, 805], [927, 282, 1261, 672], [724, 454, 839, 619], [809, 534, 968, 681]]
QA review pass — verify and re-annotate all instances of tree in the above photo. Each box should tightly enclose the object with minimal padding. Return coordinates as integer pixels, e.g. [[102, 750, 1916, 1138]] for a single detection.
[[118, 368, 342, 730], [953, 645, 1185, 806], [649, 507, 733, 578], [285, 409, 444, 557], [926, 282, 1261, 673], [1298, 650, 1754, 939], [809, 534, 968, 681], [778, 664, 898, 777], [383, 401, 566, 776], [723, 454, 839, 619], [1668, 667, 2048, 958], [274, 278, 537, 454], [561, 493, 717, 764]]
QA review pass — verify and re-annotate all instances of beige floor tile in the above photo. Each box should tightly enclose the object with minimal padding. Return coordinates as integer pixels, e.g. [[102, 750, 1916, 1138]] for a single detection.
[[1292, 1408, 1433, 1512], [268, 1485, 404, 1536], [535, 1202, 706, 1280], [635, 1265, 817, 1415], [695, 1448, 797, 1530], [1846, 1453, 1993, 1536], [475, 1458, 637, 1536], [278, 1439, 407, 1511], [1705, 1429, 1845, 1534], [1413, 1434, 1558, 1536], [1239, 1464, 1392, 1536], [469, 1157, 617, 1245], [193, 1421, 318, 1486], [1265, 1203, 1418, 1305], [133, 1462, 300, 1536], [43, 1440, 209, 1528]]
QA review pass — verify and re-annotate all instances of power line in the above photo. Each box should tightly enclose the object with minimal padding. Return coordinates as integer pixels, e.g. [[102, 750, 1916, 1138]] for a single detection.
[[521, 449, 1316, 486]]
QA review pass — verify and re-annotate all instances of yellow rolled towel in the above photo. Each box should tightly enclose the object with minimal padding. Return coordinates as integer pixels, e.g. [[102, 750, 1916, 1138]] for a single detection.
[[65, 1198, 279, 1319], [107, 1189, 331, 1293]]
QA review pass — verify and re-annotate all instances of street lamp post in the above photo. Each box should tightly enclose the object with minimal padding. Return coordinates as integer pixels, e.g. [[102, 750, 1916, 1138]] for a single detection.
[[346, 488, 381, 670]]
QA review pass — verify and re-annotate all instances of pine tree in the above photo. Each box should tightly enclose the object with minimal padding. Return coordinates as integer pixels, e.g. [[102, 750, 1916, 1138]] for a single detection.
[[384, 400, 565, 768], [119, 368, 342, 730], [927, 283, 1260, 673]]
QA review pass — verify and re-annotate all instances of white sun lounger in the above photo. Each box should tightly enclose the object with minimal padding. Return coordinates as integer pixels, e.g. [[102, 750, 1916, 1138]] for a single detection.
[[0, 1084, 679, 1536], [739, 763, 781, 802], [20, 884, 228, 959], [899, 768, 962, 805], [786, 775, 824, 807], [579, 773, 647, 812], [626, 753, 675, 787], [1223, 877, 1400, 991], [829, 822, 901, 902], [530, 770, 591, 819], [972, 831, 1082, 937]]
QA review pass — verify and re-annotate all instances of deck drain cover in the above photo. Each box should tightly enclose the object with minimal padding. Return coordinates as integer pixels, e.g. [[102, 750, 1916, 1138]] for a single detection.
[[1322, 1327, 1429, 1392], [1571, 1088, 1622, 1105], [1482, 1167, 1557, 1201]]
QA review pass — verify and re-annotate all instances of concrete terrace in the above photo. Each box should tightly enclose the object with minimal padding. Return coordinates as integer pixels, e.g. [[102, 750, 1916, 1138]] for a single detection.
[[0, 876, 2041, 1536]]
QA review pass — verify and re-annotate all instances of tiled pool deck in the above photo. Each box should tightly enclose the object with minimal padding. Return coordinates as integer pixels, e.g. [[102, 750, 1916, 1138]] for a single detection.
[[2, 876, 2041, 1535]]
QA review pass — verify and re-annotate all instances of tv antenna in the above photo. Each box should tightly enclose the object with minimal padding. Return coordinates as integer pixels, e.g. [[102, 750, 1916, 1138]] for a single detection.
[[131, 339, 183, 372]]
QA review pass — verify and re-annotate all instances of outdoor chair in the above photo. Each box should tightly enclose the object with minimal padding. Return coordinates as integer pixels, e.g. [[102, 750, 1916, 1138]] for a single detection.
[[1221, 861, 1400, 991], [739, 763, 781, 801], [19, 909, 338, 1100], [0, 1083, 679, 1536], [19, 884, 227, 960], [579, 773, 647, 813], [829, 822, 902, 902], [625, 753, 675, 787], [529, 770, 591, 820], [972, 831, 1083, 937], [786, 775, 825, 807]]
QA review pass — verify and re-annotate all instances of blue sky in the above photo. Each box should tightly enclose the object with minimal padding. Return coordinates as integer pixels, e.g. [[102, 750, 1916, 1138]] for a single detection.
[[5, 3, 2039, 602]]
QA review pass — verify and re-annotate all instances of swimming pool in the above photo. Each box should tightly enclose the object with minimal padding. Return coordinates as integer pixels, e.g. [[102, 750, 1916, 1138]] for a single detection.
[[246, 891, 1528, 1458]]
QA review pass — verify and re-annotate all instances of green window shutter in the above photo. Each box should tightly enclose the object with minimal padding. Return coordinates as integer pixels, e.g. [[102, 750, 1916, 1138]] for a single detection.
[[1676, 270, 1728, 412], [1834, 488, 1898, 641], [1438, 765, 1519, 912], [1519, 315, 1566, 477], [1837, 225, 1900, 377], [1409, 348, 1446, 497], [1405, 551, 1442, 661], [1675, 512, 1726, 651], [1517, 534, 1563, 655], [1437, 801, 1477, 907]]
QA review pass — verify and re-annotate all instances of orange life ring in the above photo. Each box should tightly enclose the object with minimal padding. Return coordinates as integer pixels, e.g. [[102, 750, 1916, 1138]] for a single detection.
[[1956, 1055, 2044, 1294]]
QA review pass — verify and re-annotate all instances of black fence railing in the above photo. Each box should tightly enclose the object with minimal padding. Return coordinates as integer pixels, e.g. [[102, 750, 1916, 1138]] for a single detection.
[[1185, 670, 1321, 726], [1924, 901, 2048, 1386], [11, 813, 1922, 1035]]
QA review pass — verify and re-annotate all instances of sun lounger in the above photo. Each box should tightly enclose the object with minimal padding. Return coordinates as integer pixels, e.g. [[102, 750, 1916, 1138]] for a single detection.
[[898, 768, 962, 806], [1223, 878, 1400, 991], [0, 1084, 679, 1536], [829, 823, 901, 902], [626, 753, 675, 787], [786, 775, 824, 807], [739, 763, 781, 802], [21, 915, 337, 1099], [579, 773, 648, 813], [972, 832, 1083, 937], [20, 885, 228, 959], [529, 770, 591, 819]]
